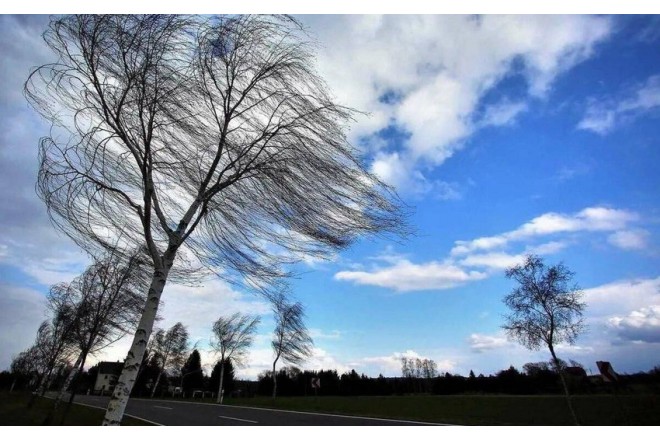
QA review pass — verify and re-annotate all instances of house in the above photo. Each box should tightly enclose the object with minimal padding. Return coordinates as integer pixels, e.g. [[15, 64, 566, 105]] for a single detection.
[[94, 361, 124, 395]]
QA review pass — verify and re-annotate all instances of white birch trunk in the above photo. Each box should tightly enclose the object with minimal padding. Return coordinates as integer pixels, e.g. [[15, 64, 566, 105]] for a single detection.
[[150, 355, 167, 399], [102, 263, 171, 425], [56, 353, 83, 404], [216, 360, 225, 404], [271, 360, 278, 399]]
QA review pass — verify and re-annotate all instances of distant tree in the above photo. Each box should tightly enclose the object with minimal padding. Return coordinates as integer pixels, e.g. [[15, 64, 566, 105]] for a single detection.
[[25, 14, 404, 425], [270, 293, 313, 399], [210, 313, 260, 403], [502, 254, 586, 425], [10, 347, 43, 393], [400, 357, 413, 378], [150, 322, 189, 398], [181, 349, 204, 393]]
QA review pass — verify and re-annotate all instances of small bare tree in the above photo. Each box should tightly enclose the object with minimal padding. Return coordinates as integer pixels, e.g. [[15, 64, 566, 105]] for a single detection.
[[46, 250, 146, 422], [150, 322, 189, 398], [31, 289, 79, 399], [270, 293, 313, 399], [26, 14, 404, 425], [25, 320, 73, 408], [502, 254, 586, 425], [11, 347, 44, 394], [210, 313, 260, 403]]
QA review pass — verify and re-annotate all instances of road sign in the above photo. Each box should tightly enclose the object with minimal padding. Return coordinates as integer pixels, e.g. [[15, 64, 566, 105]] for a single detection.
[[311, 377, 320, 389]]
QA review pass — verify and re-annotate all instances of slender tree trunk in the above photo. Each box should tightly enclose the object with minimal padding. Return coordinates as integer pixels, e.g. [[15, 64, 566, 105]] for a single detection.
[[549, 345, 579, 425], [102, 263, 171, 426], [216, 360, 225, 404], [10, 378, 16, 393], [27, 372, 46, 409], [42, 352, 83, 425], [271, 359, 278, 399], [150, 358, 167, 399], [59, 350, 90, 424]]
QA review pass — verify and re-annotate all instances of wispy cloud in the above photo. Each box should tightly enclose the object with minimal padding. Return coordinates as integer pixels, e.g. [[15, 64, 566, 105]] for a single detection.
[[468, 333, 512, 353], [451, 206, 639, 256], [335, 206, 648, 292], [578, 74, 660, 135], [607, 229, 650, 250]]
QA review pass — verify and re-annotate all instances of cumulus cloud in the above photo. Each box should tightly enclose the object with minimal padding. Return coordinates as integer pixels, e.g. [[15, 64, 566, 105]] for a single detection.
[[302, 15, 612, 194], [335, 259, 487, 292], [583, 277, 660, 319], [358, 350, 456, 376], [608, 306, 660, 343], [578, 74, 660, 135]]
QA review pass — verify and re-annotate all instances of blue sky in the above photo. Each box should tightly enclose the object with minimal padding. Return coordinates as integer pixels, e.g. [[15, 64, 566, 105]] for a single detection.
[[1, 14, 659, 379]]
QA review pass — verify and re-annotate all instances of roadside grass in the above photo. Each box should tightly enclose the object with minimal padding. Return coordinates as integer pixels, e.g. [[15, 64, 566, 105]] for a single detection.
[[0, 392, 153, 426], [158, 394, 660, 425]]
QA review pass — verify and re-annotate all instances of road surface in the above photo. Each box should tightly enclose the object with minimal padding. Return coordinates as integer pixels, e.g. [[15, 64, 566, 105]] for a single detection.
[[68, 395, 445, 426]]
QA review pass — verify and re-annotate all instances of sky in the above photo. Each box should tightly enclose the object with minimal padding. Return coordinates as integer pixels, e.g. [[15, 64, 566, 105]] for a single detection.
[[1, 13, 659, 381]]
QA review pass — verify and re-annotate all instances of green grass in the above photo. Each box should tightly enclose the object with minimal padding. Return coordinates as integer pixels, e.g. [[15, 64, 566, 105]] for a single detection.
[[0, 392, 153, 426], [217, 394, 660, 425]]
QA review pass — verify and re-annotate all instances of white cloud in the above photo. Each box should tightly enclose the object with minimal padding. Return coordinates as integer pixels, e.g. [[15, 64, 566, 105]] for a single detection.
[[304, 15, 612, 194], [452, 206, 639, 256], [309, 329, 342, 340], [578, 74, 660, 135], [468, 333, 512, 353], [335, 259, 487, 292], [358, 350, 456, 377], [608, 305, 660, 344], [158, 278, 271, 348], [480, 100, 528, 127], [459, 252, 525, 271], [607, 229, 650, 250], [336, 206, 648, 293], [583, 277, 660, 319]]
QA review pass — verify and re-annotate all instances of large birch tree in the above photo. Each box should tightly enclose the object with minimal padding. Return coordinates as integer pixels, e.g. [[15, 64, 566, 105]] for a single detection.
[[25, 15, 405, 425]]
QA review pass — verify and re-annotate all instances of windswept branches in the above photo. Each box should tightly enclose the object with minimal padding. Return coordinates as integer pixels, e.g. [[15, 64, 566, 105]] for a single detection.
[[503, 255, 586, 352], [26, 14, 405, 424], [211, 313, 260, 366], [270, 291, 313, 398], [149, 322, 189, 398], [502, 254, 586, 425], [210, 312, 260, 403], [26, 14, 405, 289]]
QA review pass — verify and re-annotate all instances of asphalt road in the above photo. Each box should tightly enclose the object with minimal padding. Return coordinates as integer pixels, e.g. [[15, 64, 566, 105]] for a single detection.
[[69, 395, 443, 426]]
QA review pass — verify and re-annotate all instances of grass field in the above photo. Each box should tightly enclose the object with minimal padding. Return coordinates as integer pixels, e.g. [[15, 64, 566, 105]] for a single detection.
[[221, 394, 660, 425], [0, 392, 152, 426]]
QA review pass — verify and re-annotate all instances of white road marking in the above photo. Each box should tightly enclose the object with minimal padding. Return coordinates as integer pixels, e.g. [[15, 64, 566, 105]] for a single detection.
[[218, 415, 258, 424], [153, 405, 172, 410]]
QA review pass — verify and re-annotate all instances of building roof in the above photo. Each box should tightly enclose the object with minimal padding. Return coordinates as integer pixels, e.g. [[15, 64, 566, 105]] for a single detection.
[[97, 361, 124, 375]]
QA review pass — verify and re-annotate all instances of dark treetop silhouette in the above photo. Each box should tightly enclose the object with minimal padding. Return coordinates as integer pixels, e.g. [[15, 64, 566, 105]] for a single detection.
[[25, 14, 405, 424]]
